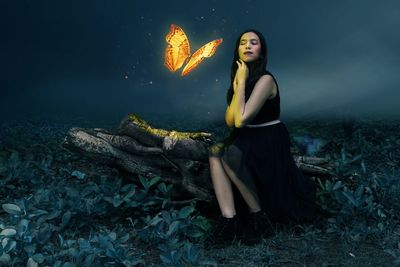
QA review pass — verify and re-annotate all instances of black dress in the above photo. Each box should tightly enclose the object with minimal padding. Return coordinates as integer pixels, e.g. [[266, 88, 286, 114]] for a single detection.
[[209, 70, 317, 223]]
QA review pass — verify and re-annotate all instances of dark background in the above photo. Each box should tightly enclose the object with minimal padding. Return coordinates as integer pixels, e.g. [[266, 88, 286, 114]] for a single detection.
[[1, 0, 399, 124]]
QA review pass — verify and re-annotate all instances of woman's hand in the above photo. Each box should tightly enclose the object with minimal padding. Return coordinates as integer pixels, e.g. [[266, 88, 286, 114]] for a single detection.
[[235, 59, 249, 85]]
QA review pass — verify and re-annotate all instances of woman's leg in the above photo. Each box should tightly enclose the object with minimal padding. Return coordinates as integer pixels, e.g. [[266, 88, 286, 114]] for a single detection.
[[220, 158, 261, 213], [209, 154, 261, 214], [209, 155, 236, 218]]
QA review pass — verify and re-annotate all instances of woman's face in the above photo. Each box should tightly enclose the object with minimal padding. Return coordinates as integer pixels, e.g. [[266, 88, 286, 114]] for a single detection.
[[238, 32, 262, 63]]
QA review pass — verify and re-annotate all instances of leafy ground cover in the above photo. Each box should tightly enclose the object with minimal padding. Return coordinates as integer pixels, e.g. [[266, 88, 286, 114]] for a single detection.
[[0, 115, 399, 266]]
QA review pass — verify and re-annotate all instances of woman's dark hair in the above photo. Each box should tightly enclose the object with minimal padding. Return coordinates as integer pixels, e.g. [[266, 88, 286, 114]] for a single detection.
[[227, 29, 268, 105]]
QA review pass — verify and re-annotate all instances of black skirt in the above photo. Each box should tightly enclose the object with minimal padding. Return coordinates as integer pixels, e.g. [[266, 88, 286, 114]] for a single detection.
[[209, 122, 317, 223]]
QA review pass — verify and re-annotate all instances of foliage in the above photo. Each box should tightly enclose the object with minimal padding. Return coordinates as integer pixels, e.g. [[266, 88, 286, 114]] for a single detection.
[[0, 147, 212, 266], [1, 117, 400, 266], [315, 139, 400, 245]]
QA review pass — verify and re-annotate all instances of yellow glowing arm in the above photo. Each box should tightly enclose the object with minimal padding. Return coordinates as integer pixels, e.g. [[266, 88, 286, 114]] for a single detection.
[[225, 79, 246, 128], [225, 105, 234, 128]]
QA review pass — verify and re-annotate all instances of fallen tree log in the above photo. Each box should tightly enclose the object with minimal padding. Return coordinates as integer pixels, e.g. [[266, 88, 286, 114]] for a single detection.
[[62, 114, 336, 202]]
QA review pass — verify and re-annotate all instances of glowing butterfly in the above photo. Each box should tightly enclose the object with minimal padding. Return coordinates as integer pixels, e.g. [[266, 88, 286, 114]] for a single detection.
[[164, 24, 223, 76]]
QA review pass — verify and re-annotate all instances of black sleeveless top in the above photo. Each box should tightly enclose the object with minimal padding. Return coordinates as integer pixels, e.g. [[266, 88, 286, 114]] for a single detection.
[[227, 70, 280, 124]]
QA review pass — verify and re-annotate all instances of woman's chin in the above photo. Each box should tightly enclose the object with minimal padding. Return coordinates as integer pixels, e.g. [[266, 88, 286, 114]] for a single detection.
[[243, 59, 256, 64]]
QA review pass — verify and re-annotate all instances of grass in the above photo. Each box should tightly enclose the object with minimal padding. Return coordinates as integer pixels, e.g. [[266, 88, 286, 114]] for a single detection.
[[0, 114, 400, 266]]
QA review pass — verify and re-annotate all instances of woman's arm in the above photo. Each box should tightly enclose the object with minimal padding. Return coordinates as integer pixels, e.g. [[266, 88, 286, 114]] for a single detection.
[[232, 75, 276, 128], [225, 77, 245, 128]]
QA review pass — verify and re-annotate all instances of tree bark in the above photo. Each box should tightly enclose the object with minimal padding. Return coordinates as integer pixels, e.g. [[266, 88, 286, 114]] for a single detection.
[[62, 114, 335, 202]]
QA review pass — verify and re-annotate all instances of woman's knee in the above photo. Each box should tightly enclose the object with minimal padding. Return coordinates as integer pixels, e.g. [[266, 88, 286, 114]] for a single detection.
[[209, 154, 221, 168], [208, 142, 225, 158]]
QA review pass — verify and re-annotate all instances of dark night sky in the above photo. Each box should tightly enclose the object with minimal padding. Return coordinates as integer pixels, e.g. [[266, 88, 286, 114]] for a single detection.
[[1, 0, 399, 124]]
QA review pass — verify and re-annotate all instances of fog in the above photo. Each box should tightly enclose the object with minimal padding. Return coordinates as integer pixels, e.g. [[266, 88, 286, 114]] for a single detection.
[[1, 0, 399, 124]]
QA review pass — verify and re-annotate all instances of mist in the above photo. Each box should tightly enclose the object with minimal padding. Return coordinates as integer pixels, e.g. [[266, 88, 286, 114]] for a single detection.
[[1, 0, 399, 124]]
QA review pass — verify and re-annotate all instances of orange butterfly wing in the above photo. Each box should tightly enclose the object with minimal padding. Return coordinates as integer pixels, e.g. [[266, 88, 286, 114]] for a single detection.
[[181, 38, 223, 76], [164, 24, 191, 72]]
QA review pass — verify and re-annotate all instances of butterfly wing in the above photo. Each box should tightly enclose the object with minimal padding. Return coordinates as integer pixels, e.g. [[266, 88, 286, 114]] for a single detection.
[[181, 38, 223, 76], [164, 24, 191, 72]]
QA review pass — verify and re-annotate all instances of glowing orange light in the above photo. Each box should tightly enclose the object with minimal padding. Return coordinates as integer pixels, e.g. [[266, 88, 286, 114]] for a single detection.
[[164, 24, 223, 76]]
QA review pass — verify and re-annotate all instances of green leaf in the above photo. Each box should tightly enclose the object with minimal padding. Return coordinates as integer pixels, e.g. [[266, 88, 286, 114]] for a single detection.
[[29, 209, 48, 218], [2, 203, 22, 215], [317, 178, 325, 190], [360, 161, 367, 173], [148, 176, 161, 188], [149, 216, 163, 226], [18, 219, 29, 237], [122, 258, 145, 266], [193, 216, 211, 231], [32, 253, 45, 263], [199, 259, 218, 266], [112, 195, 124, 207], [79, 239, 91, 251], [188, 230, 204, 238], [27, 258, 38, 267], [341, 148, 346, 161], [342, 191, 357, 207], [0, 228, 16, 237], [185, 242, 199, 263], [37, 224, 52, 244], [166, 184, 173, 192], [355, 185, 364, 199], [4, 240, 16, 253], [24, 244, 37, 256], [71, 170, 86, 180], [179, 205, 195, 219], [61, 211, 71, 227], [67, 247, 79, 259], [332, 181, 343, 191], [167, 221, 180, 236], [122, 185, 136, 201], [349, 154, 362, 163], [108, 232, 117, 241], [58, 234, 65, 247], [0, 253, 10, 265], [105, 248, 119, 259], [119, 233, 130, 243], [84, 254, 95, 266], [127, 200, 140, 208], [162, 199, 168, 209], [158, 182, 168, 194], [171, 250, 182, 263], [160, 254, 172, 264], [139, 176, 149, 189]]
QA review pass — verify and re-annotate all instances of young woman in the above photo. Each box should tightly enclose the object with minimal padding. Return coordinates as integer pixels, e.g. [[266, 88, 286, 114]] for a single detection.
[[206, 29, 317, 247]]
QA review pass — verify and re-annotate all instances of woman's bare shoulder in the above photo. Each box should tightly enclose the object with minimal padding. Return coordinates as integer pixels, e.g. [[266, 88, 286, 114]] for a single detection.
[[258, 74, 277, 99]]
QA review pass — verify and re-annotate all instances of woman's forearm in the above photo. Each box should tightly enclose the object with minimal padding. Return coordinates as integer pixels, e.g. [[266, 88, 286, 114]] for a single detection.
[[225, 81, 246, 128], [225, 103, 235, 127]]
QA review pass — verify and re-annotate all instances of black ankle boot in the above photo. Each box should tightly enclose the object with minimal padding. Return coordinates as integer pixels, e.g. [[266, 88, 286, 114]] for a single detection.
[[243, 211, 274, 245], [204, 215, 241, 249]]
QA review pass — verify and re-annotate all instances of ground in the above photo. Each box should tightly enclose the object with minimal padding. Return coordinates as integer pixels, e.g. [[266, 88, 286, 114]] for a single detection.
[[0, 115, 399, 266]]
